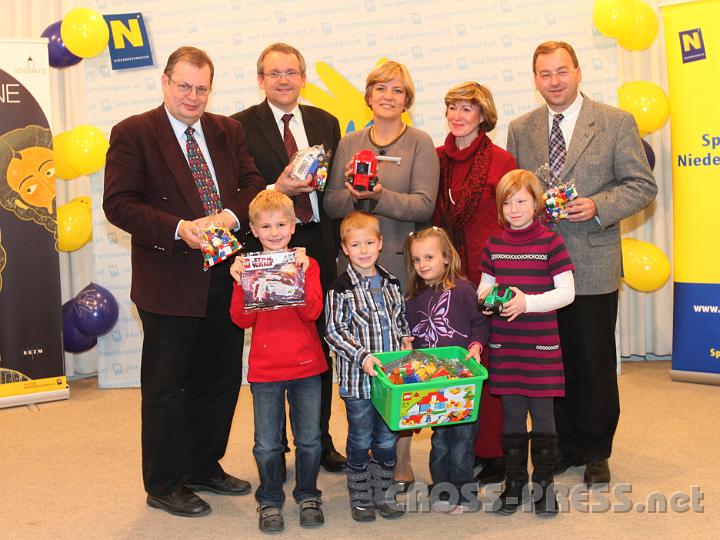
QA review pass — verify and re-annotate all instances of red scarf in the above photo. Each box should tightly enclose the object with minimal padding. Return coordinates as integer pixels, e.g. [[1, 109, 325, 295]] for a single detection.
[[436, 132, 493, 271]]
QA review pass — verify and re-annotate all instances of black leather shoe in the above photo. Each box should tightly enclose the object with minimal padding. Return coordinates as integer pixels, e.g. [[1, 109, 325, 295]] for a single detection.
[[321, 447, 346, 473], [474, 457, 506, 485], [554, 453, 585, 475], [147, 485, 211, 517], [584, 458, 611, 487], [186, 472, 251, 496]]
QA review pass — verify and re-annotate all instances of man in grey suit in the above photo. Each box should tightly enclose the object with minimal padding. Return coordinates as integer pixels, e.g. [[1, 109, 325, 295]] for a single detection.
[[506, 41, 657, 486]]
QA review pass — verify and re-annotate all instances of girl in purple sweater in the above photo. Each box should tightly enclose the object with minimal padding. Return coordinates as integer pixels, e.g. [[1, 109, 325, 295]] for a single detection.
[[404, 226, 489, 514]]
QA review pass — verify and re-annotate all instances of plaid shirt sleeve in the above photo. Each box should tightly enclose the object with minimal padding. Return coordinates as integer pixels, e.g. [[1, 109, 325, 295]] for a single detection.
[[324, 289, 372, 369]]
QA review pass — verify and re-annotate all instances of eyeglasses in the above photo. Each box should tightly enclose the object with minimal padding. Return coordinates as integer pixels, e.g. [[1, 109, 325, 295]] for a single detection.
[[167, 76, 211, 97], [536, 67, 576, 81], [262, 70, 303, 80]]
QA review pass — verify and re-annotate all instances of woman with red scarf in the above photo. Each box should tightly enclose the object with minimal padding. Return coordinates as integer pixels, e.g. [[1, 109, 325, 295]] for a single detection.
[[434, 82, 517, 486]]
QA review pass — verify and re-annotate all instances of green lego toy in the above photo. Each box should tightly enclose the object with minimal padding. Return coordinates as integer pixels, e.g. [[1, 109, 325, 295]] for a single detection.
[[482, 285, 514, 315]]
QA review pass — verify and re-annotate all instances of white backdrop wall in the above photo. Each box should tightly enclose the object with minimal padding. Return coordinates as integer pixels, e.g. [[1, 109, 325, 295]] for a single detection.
[[2, 0, 672, 388]]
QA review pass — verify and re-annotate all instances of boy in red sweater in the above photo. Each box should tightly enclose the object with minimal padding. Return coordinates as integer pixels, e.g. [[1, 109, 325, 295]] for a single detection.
[[230, 191, 327, 533]]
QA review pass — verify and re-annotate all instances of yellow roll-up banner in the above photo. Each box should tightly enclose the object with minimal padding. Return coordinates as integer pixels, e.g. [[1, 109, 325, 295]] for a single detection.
[[661, 0, 720, 382]]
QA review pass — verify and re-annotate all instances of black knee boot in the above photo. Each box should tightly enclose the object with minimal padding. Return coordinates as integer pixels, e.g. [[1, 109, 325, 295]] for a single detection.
[[370, 462, 404, 519], [494, 432, 530, 515], [531, 432, 559, 517], [347, 467, 375, 522]]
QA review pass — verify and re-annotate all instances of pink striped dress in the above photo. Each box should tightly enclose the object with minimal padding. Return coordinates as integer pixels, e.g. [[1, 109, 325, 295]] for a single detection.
[[480, 219, 574, 397]]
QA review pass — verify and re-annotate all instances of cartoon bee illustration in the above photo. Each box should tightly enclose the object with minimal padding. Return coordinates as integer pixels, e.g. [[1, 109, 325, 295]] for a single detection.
[[0, 125, 56, 234]]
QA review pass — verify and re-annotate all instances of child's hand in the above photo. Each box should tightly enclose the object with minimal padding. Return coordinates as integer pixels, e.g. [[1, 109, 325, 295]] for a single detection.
[[501, 286, 526, 322], [362, 355, 383, 376], [293, 247, 309, 271], [466, 342, 482, 362], [230, 255, 248, 283], [477, 284, 492, 302], [401, 336, 414, 350]]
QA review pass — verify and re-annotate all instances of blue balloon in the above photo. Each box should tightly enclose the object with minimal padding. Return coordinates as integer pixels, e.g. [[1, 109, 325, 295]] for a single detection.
[[72, 282, 119, 337], [62, 301, 97, 353], [642, 138, 656, 171], [41, 20, 82, 68]]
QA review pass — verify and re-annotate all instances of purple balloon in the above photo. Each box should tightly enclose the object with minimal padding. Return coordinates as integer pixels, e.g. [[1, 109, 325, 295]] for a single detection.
[[72, 282, 120, 337], [642, 139, 656, 171], [41, 20, 82, 68], [62, 301, 97, 353]]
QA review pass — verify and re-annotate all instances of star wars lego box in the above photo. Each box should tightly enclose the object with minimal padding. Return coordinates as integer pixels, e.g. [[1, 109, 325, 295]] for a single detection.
[[239, 250, 306, 311]]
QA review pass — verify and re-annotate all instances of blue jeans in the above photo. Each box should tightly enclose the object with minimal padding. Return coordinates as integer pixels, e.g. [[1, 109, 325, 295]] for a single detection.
[[251, 375, 322, 507], [341, 388, 398, 472], [429, 420, 479, 490]]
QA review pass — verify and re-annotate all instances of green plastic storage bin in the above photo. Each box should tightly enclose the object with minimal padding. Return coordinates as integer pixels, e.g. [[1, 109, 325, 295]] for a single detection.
[[371, 346, 488, 431]]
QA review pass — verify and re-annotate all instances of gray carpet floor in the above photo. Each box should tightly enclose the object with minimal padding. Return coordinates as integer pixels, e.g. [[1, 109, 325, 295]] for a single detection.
[[3, 361, 718, 539]]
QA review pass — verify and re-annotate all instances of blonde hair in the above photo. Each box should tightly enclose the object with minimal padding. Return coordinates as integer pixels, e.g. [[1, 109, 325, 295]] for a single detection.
[[339, 211, 381, 243], [364, 60, 415, 110], [495, 169, 544, 226], [444, 81, 498, 132], [404, 226, 463, 299], [248, 190, 295, 224]]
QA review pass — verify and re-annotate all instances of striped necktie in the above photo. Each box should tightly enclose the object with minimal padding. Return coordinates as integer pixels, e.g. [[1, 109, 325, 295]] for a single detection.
[[549, 113, 566, 178]]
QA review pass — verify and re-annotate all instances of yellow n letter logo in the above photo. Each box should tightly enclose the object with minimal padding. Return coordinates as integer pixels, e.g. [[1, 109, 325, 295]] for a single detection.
[[110, 19, 144, 49]]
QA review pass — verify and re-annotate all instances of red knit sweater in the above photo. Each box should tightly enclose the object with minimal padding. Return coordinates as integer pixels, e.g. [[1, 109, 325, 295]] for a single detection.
[[230, 257, 327, 383]]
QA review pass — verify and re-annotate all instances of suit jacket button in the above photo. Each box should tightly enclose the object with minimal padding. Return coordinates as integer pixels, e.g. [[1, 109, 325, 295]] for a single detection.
[[161, 196, 168, 201]]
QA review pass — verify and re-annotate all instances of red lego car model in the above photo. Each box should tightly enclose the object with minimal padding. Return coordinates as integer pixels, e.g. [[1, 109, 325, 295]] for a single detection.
[[347, 150, 379, 191]]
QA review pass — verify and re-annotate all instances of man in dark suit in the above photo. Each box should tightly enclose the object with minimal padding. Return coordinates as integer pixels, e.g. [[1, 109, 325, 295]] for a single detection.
[[231, 43, 346, 473], [506, 41, 657, 487], [103, 46, 265, 517]]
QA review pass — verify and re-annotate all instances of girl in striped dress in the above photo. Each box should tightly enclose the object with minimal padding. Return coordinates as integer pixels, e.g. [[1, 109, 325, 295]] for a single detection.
[[478, 169, 575, 517]]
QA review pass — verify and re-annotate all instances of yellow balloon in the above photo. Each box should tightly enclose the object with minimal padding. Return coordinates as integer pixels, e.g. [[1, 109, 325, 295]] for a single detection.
[[617, 1, 659, 51], [621, 238, 671, 292], [617, 81, 669, 134], [593, 0, 636, 38], [57, 200, 92, 252], [60, 8, 109, 58], [65, 125, 109, 175], [53, 132, 81, 180]]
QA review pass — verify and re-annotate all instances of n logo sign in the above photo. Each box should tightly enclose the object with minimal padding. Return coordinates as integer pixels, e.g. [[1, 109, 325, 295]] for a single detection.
[[103, 13, 153, 70], [679, 28, 706, 63]]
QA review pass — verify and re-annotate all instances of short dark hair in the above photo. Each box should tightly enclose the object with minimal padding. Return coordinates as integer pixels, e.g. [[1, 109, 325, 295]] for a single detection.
[[257, 43, 306, 75], [163, 46, 214, 83], [532, 41, 579, 74]]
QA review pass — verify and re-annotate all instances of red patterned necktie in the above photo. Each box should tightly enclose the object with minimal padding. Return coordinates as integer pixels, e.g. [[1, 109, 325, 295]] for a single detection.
[[185, 126, 222, 216], [549, 113, 567, 178], [281, 113, 313, 223]]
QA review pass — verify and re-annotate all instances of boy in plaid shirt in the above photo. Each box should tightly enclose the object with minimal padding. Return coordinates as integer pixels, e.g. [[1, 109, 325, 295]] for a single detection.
[[325, 211, 412, 523]]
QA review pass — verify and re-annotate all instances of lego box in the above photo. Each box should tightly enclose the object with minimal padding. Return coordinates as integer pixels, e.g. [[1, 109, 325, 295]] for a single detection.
[[371, 346, 488, 431]]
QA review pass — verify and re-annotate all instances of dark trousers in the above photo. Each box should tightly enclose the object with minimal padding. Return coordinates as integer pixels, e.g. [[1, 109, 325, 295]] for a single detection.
[[292, 222, 336, 450], [555, 291, 620, 460], [138, 265, 244, 496]]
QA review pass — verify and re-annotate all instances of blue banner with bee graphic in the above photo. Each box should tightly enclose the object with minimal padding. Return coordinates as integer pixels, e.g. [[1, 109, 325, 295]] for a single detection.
[[0, 39, 67, 408]]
